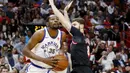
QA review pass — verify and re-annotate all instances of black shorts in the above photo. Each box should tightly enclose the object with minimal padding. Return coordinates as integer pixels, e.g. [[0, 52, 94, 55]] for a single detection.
[[71, 66, 93, 73]]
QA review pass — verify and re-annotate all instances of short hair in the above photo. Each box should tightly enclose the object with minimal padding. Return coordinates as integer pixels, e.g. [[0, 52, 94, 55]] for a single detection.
[[46, 14, 56, 22], [72, 18, 85, 25]]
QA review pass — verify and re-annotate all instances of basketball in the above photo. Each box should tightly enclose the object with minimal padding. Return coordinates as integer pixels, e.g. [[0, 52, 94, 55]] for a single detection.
[[53, 54, 69, 71]]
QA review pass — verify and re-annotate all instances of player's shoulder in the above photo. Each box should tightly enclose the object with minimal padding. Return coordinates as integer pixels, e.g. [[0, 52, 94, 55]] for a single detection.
[[60, 31, 67, 40], [32, 28, 45, 39]]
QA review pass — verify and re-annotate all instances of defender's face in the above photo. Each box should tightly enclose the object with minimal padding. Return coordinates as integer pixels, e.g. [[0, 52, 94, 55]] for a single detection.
[[72, 21, 84, 34], [72, 21, 80, 29], [48, 15, 60, 29]]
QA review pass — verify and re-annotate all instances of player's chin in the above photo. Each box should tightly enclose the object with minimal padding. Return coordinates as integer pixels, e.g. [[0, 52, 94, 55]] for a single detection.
[[52, 26, 61, 29]]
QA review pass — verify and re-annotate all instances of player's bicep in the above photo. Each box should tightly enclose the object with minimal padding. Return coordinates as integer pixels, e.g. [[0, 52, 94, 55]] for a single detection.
[[60, 20, 72, 32], [25, 30, 44, 50]]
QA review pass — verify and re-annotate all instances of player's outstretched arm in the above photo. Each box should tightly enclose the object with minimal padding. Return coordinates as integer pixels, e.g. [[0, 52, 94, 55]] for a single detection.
[[64, 0, 73, 22], [49, 0, 72, 32]]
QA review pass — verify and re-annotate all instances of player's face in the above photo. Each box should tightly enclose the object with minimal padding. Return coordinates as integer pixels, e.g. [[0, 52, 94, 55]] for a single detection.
[[48, 15, 60, 29], [72, 21, 80, 29], [72, 21, 84, 33]]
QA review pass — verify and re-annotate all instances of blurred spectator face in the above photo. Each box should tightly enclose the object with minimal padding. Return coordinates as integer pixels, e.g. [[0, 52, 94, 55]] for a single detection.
[[100, 43, 105, 49], [11, 19, 15, 24], [1, 12, 6, 17], [0, 32, 4, 39], [120, 41, 125, 46], [19, 55, 24, 64], [102, 51, 107, 56], [107, 45, 113, 52], [27, 31, 32, 37], [6, 39, 11, 45], [121, 49, 125, 54], [7, 48, 13, 57], [61, 3, 65, 9], [0, 9, 3, 14], [41, 3, 46, 9], [110, 41, 114, 47], [18, 7, 22, 11], [116, 53, 121, 60], [36, 14, 40, 19], [49, 8, 53, 14], [0, 65, 5, 72], [125, 66, 130, 72], [96, 38, 100, 44], [20, 36, 25, 43], [98, 11, 103, 16], [4, 64, 9, 71], [15, 31, 19, 37], [3, 46, 8, 51], [114, 28, 119, 33], [7, 6, 12, 11], [1, 68, 8, 73], [12, 48, 17, 54]]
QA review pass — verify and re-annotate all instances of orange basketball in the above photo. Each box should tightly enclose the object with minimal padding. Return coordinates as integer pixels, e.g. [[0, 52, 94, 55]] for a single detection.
[[53, 54, 69, 71]]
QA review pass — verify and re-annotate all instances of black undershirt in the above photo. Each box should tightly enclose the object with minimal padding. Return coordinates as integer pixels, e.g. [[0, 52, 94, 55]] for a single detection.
[[70, 26, 90, 67]]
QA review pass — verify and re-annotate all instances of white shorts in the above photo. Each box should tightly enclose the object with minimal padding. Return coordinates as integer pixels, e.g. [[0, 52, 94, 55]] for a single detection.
[[26, 63, 68, 73]]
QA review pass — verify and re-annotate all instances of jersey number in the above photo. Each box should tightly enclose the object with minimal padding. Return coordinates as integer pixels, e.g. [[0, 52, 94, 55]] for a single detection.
[[49, 48, 55, 54]]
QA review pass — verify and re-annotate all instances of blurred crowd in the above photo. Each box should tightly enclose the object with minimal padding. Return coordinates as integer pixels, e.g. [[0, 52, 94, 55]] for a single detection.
[[0, 0, 130, 73]]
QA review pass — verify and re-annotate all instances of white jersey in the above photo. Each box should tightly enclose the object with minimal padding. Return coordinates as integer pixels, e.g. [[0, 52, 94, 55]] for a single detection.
[[30, 27, 62, 68]]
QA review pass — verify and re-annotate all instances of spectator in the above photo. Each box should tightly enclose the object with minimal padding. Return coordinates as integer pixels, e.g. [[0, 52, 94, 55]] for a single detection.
[[40, 2, 50, 19], [113, 53, 126, 73], [107, 2, 115, 15], [98, 51, 114, 72], [0, 32, 6, 46], [106, 45, 116, 62], [1, 66, 9, 73], [6, 6, 14, 19], [12, 31, 21, 47], [32, 14, 46, 25], [4, 47, 15, 67], [13, 55, 25, 73], [120, 49, 128, 62], [25, 30, 32, 44], [1, 44, 8, 57], [13, 35, 25, 55]]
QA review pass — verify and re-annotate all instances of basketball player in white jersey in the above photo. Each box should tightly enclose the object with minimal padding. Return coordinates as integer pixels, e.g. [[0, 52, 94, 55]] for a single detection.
[[22, 15, 68, 73]]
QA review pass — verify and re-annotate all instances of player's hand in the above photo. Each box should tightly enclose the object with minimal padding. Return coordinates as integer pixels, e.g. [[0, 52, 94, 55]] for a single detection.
[[43, 57, 59, 67], [49, 0, 54, 5], [64, 0, 73, 12]]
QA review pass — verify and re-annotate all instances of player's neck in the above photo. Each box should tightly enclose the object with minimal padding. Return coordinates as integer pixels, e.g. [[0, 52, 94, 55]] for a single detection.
[[47, 27, 58, 37], [48, 27, 58, 31]]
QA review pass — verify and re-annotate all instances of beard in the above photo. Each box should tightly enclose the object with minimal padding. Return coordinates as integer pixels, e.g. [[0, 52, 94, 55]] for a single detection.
[[50, 23, 61, 29], [51, 26, 60, 29]]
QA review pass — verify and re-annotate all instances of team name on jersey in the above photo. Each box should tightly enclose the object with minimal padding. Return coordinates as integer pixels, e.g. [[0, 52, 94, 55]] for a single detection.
[[41, 41, 59, 49]]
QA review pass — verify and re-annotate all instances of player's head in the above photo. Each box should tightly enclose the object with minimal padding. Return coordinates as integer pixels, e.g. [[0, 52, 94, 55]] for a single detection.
[[72, 18, 85, 34], [47, 14, 61, 29]]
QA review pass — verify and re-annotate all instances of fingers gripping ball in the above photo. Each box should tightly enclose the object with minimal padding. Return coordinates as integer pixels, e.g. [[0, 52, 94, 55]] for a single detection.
[[53, 54, 69, 71]]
